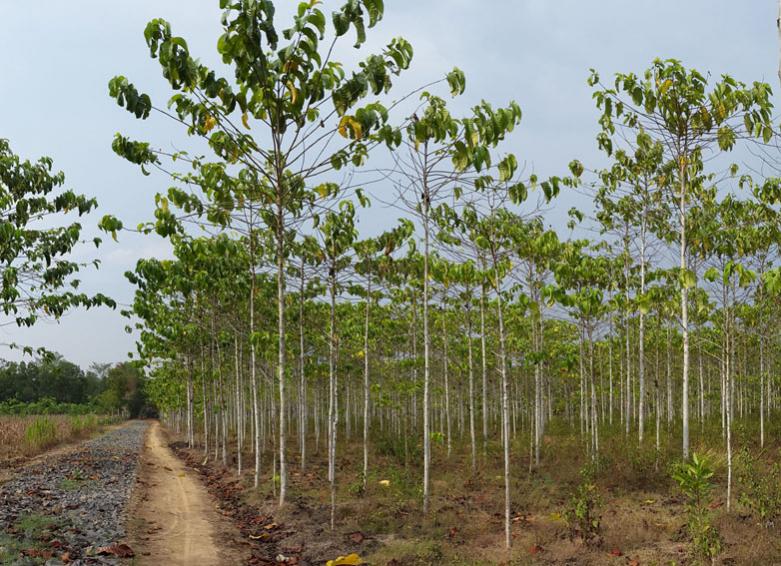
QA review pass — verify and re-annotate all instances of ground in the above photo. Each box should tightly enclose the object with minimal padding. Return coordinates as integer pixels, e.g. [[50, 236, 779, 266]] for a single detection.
[[126, 421, 249, 565], [2, 419, 781, 565]]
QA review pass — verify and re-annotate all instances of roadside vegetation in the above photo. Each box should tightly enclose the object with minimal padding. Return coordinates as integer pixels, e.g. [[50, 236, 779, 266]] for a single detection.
[[0, 359, 150, 461]]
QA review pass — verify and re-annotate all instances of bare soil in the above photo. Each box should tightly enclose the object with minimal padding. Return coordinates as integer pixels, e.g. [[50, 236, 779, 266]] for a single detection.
[[127, 421, 249, 565]]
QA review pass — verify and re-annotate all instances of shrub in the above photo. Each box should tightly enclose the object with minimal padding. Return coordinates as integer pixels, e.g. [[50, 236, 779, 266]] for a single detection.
[[671, 452, 721, 561], [564, 464, 601, 546], [735, 447, 781, 528], [374, 432, 421, 466]]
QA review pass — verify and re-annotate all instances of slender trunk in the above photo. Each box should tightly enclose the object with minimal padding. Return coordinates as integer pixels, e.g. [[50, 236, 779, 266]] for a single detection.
[[494, 258, 511, 550], [299, 258, 307, 471], [680, 167, 690, 460], [442, 296, 452, 458], [277, 201, 288, 507], [235, 335, 243, 476], [187, 355, 195, 448], [638, 210, 646, 444], [328, 266, 338, 529], [363, 274, 371, 490], [480, 269, 489, 453], [249, 229, 261, 489], [466, 291, 477, 474], [422, 175, 432, 515]]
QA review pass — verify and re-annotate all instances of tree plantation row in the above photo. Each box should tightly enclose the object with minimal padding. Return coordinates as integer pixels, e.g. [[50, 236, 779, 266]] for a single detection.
[[6, 0, 781, 556]]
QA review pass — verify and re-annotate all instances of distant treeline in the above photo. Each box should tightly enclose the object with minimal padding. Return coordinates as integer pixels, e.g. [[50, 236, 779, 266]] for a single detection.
[[0, 357, 152, 417]]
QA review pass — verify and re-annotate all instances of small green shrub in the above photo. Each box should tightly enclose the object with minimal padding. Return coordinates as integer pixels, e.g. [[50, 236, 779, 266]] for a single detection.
[[564, 464, 601, 546], [374, 432, 421, 465], [736, 447, 781, 528], [671, 452, 721, 562], [24, 417, 58, 452]]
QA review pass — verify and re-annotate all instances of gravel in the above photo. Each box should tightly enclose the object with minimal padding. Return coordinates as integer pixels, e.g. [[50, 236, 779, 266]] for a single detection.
[[0, 421, 148, 565]]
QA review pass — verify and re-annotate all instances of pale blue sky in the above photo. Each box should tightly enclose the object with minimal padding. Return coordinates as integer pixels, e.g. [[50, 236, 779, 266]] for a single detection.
[[1, 1, 778, 367]]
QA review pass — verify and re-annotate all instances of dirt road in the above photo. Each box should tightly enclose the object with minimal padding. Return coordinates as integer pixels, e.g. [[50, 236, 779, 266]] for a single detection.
[[129, 421, 248, 565]]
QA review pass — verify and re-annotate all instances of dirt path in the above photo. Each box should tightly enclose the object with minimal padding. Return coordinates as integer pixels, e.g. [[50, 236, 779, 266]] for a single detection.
[[129, 421, 248, 565]]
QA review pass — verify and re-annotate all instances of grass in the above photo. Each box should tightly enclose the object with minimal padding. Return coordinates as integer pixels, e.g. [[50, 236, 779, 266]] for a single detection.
[[0, 513, 63, 564], [0, 413, 105, 461], [24, 417, 58, 453]]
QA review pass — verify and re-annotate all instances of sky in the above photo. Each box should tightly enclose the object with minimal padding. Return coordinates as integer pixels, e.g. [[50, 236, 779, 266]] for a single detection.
[[0, 1, 778, 368]]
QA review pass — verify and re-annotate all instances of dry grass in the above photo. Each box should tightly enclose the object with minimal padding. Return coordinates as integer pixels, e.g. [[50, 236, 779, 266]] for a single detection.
[[0, 414, 100, 462]]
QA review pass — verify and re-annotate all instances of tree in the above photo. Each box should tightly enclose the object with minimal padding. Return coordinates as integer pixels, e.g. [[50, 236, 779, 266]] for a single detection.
[[590, 58, 774, 458], [110, 0, 418, 506], [0, 139, 113, 351]]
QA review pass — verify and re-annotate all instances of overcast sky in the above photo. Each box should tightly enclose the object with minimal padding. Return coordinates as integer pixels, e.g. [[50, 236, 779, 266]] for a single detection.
[[1, 1, 778, 368]]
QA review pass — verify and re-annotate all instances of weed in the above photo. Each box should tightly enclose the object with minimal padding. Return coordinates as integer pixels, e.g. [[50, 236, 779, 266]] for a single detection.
[[16, 513, 59, 541], [735, 447, 781, 528], [564, 464, 601, 546]]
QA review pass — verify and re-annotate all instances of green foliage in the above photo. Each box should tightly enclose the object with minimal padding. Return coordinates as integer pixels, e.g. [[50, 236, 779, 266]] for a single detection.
[[564, 465, 601, 546], [374, 432, 421, 466], [671, 453, 721, 561], [735, 447, 781, 528], [0, 139, 114, 332], [0, 398, 96, 416]]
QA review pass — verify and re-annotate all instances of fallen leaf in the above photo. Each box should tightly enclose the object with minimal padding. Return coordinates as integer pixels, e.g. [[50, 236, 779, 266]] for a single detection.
[[529, 544, 544, 555], [96, 544, 135, 558], [349, 531, 365, 544], [326, 553, 362, 566], [378, 480, 390, 487], [609, 548, 623, 557]]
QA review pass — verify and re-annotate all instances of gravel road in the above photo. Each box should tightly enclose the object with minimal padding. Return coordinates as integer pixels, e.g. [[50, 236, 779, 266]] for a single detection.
[[0, 421, 148, 565]]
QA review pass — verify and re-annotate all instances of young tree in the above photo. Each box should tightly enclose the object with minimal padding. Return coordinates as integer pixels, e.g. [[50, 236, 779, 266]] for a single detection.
[[590, 59, 774, 458], [109, 0, 417, 505]]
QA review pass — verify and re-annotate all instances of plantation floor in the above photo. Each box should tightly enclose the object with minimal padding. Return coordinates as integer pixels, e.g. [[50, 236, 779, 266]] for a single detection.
[[127, 421, 249, 565], [162, 421, 781, 565]]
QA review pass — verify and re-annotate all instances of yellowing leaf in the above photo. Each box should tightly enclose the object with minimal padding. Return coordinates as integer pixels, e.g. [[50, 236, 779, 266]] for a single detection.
[[378, 479, 390, 487], [326, 553, 362, 566], [203, 114, 217, 133], [338, 115, 363, 140], [287, 81, 299, 105], [241, 112, 250, 129]]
